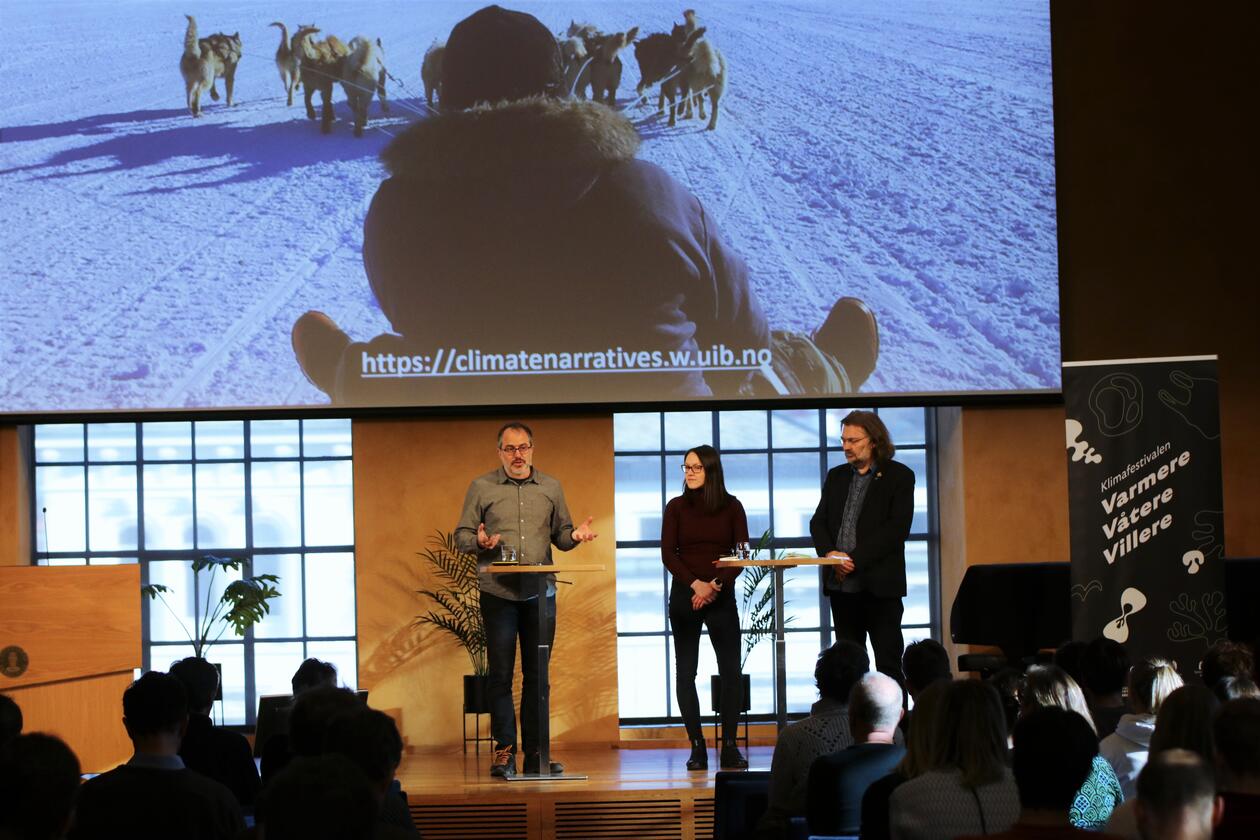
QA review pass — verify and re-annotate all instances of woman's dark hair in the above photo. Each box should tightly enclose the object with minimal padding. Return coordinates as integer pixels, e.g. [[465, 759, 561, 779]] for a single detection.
[[814, 640, 870, 702], [840, 410, 895, 464], [681, 444, 733, 514], [942, 679, 1011, 789], [1150, 684, 1218, 764], [1081, 637, 1131, 697]]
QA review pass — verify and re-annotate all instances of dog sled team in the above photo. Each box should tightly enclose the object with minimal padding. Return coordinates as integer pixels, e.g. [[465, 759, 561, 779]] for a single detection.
[[179, 7, 726, 134]]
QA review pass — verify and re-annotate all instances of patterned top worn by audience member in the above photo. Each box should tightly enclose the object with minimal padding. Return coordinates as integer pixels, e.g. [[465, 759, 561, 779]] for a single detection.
[[1070, 754, 1124, 830], [890, 768, 1021, 840], [756, 697, 855, 837]]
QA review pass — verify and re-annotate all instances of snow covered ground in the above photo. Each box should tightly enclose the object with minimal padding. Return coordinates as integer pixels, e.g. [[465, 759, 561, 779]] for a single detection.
[[0, 0, 1059, 413]]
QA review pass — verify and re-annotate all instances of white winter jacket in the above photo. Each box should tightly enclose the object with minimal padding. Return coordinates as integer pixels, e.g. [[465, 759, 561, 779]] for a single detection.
[[1099, 712, 1156, 799]]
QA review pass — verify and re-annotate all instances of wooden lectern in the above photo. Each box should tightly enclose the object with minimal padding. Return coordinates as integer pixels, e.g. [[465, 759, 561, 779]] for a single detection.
[[0, 565, 142, 772]]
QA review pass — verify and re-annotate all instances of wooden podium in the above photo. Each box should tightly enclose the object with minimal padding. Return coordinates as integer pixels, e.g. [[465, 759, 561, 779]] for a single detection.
[[0, 565, 142, 772], [716, 554, 847, 730]]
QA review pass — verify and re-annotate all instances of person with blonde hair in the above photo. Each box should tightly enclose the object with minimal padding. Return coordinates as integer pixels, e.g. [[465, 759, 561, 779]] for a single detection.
[[1019, 665, 1124, 830], [1101, 658, 1183, 798]]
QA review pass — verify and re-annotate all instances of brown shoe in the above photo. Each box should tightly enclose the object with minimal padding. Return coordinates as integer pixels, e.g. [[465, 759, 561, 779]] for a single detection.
[[812, 297, 879, 389], [291, 311, 351, 396], [489, 745, 517, 778]]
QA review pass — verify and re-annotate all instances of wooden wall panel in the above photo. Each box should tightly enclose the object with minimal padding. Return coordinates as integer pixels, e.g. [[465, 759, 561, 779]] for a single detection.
[[0, 426, 32, 566], [5, 671, 135, 772], [0, 565, 141, 688], [353, 416, 618, 752]]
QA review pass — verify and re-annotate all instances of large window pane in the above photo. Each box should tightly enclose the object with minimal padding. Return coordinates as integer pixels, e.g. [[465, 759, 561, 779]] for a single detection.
[[664, 412, 711, 452], [304, 461, 354, 546], [613, 413, 660, 451], [87, 423, 136, 462], [880, 408, 927, 446], [255, 642, 306, 697], [253, 554, 304, 639], [616, 548, 666, 633], [87, 465, 138, 551], [905, 541, 932, 626], [723, 454, 770, 538], [142, 422, 192, 461], [34, 424, 83, 463], [196, 420, 244, 460], [771, 410, 819, 449], [143, 464, 194, 550], [35, 466, 85, 553], [614, 456, 662, 542], [618, 636, 669, 719], [252, 462, 302, 547], [196, 463, 246, 548], [305, 553, 356, 637], [719, 411, 767, 450], [898, 449, 930, 533], [302, 419, 352, 458], [147, 560, 196, 644], [251, 419, 301, 459], [771, 452, 824, 539]]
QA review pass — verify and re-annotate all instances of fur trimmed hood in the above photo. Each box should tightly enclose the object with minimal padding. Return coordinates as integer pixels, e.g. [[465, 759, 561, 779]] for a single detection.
[[380, 97, 640, 181]]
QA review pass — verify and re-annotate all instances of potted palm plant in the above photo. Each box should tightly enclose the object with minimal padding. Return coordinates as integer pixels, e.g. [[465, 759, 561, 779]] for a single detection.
[[413, 530, 488, 713], [141, 554, 281, 698]]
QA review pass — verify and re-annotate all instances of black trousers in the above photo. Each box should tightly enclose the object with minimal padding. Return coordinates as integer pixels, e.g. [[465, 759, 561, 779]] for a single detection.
[[669, 580, 743, 742], [828, 590, 905, 686], [481, 590, 556, 754]]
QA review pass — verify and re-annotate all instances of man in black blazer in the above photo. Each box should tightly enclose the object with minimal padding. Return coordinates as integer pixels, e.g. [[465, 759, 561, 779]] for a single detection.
[[809, 410, 915, 685]]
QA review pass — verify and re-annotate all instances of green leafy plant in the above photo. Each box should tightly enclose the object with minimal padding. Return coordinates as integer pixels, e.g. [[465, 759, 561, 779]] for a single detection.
[[739, 529, 793, 669], [141, 555, 281, 659], [414, 530, 487, 676]]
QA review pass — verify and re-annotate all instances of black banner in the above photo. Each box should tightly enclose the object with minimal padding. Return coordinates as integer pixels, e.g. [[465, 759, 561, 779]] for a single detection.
[[1063, 356, 1226, 676]]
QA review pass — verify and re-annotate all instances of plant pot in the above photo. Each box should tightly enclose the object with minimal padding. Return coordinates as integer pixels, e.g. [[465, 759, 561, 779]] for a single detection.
[[463, 674, 491, 714], [709, 673, 752, 714]]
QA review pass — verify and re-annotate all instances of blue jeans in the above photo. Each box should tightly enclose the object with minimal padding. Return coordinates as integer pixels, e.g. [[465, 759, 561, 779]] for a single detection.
[[480, 590, 556, 754]]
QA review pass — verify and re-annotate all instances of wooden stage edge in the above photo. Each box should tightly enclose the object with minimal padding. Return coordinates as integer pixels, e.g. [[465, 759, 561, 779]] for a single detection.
[[399, 745, 775, 840]]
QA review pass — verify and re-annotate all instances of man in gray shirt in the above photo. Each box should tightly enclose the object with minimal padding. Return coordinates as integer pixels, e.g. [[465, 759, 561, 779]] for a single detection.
[[455, 422, 597, 778]]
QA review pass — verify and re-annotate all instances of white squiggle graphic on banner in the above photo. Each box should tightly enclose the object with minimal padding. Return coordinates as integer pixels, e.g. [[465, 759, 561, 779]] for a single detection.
[[1103, 587, 1147, 643], [1072, 580, 1103, 602], [1158, 370, 1221, 440], [1089, 373, 1143, 437], [1065, 419, 1102, 464]]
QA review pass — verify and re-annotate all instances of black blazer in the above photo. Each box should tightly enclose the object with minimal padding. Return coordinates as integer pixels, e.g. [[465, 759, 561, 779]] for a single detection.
[[809, 458, 915, 598]]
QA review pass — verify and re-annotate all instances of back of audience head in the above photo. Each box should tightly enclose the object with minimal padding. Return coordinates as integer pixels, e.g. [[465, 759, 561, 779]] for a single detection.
[[942, 679, 1010, 789], [168, 656, 219, 715], [1213, 674, 1260, 703], [986, 667, 1025, 740], [322, 707, 404, 795], [896, 678, 951, 779], [1054, 639, 1089, 688], [291, 658, 339, 696], [849, 672, 903, 740], [1198, 641, 1255, 692], [1082, 637, 1130, 701], [1020, 664, 1097, 734], [0, 732, 81, 840], [1149, 684, 1218, 764], [902, 639, 951, 699], [1212, 697, 1260, 791], [1011, 706, 1098, 814], [0, 693, 21, 747], [256, 753, 378, 840], [1135, 749, 1220, 840], [122, 671, 188, 744], [815, 640, 870, 703], [288, 686, 362, 758], [1130, 657, 1184, 716]]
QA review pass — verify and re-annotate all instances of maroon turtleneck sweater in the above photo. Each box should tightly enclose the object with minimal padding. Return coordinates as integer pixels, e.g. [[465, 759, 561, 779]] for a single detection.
[[660, 492, 749, 588]]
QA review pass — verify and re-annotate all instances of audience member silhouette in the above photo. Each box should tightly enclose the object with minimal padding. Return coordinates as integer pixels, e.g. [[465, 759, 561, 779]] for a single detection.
[[1020, 665, 1123, 830], [255, 753, 378, 840], [1133, 750, 1220, 840], [757, 640, 870, 838], [168, 656, 261, 808], [70, 671, 243, 840], [860, 679, 951, 840], [0, 694, 21, 748], [962, 706, 1115, 840], [807, 672, 906, 837], [1213, 675, 1260, 703], [889, 679, 1020, 840], [0, 732, 80, 840], [1198, 642, 1255, 694], [1212, 698, 1260, 840], [900, 639, 951, 737], [323, 707, 420, 839], [260, 658, 341, 785], [1082, 638, 1131, 739], [1100, 658, 1183, 798]]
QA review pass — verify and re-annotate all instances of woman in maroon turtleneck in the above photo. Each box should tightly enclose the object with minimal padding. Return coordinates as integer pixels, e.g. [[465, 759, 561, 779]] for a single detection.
[[661, 444, 749, 770]]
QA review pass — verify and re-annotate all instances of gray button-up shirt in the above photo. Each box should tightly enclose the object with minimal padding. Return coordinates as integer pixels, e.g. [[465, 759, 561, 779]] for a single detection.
[[454, 467, 579, 601], [836, 467, 873, 593]]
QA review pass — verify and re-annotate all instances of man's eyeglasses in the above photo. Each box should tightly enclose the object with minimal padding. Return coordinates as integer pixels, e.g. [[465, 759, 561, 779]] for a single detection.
[[681, 464, 705, 474], [841, 436, 868, 446], [500, 443, 534, 456]]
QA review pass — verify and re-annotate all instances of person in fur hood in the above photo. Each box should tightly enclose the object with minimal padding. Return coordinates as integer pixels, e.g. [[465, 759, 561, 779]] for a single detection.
[[291, 4, 879, 406]]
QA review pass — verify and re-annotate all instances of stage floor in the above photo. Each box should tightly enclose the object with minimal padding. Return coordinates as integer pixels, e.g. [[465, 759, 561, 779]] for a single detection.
[[398, 745, 775, 840]]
